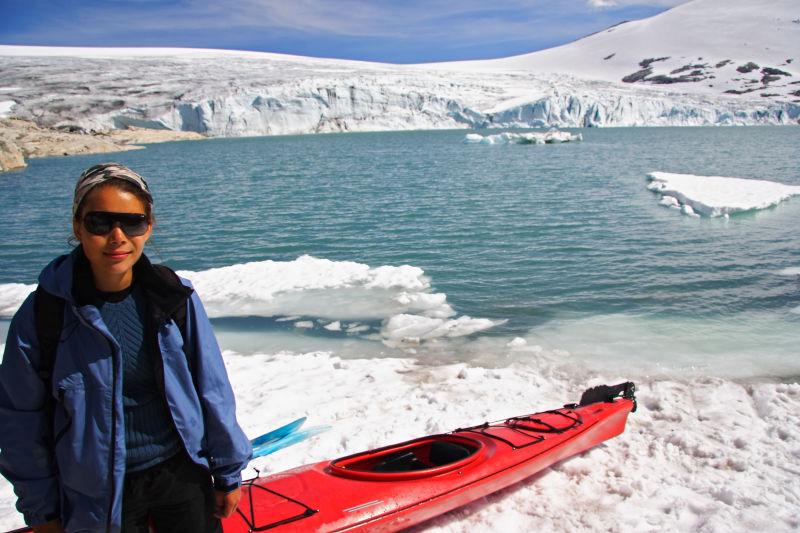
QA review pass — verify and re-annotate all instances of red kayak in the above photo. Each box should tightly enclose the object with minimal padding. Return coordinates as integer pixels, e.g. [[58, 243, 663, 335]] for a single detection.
[[223, 382, 637, 533]]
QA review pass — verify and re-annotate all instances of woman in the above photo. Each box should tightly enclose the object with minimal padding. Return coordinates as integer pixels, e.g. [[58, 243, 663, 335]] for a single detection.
[[0, 163, 252, 532]]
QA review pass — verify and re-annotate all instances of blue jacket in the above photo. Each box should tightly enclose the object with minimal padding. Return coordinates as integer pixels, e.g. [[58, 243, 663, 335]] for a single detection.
[[0, 248, 252, 531]]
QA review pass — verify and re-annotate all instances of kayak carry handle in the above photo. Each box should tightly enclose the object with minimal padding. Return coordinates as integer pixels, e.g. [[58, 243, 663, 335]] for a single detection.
[[577, 382, 637, 412]]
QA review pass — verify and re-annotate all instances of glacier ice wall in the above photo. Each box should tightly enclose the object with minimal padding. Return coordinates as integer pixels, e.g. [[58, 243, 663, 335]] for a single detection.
[[1, 55, 797, 136]]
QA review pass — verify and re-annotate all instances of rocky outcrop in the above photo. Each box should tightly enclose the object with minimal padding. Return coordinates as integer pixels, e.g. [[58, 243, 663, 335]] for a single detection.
[[736, 62, 760, 73], [0, 118, 205, 173], [0, 139, 26, 171]]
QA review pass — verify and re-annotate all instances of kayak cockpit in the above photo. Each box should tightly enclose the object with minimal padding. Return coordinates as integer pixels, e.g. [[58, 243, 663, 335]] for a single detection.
[[329, 435, 485, 481]]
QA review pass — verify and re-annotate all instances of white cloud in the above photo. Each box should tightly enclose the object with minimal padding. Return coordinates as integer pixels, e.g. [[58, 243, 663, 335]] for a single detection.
[[587, 0, 689, 7]]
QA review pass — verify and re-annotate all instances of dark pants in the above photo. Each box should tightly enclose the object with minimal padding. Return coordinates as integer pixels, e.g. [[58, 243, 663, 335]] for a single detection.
[[121, 453, 222, 533]]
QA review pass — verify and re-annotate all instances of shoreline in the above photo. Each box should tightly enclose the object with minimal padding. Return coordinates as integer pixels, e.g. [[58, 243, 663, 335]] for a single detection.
[[0, 118, 206, 172]]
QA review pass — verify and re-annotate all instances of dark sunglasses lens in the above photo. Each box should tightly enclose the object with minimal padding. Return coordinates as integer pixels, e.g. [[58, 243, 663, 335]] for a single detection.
[[83, 213, 112, 235], [119, 215, 149, 236], [84, 212, 148, 236]]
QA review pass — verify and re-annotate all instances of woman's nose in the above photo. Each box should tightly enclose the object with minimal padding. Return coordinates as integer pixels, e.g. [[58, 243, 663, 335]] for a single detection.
[[108, 224, 127, 243]]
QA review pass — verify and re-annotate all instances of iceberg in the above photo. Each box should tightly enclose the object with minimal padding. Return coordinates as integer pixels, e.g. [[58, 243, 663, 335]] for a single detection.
[[464, 129, 582, 145], [646, 171, 800, 217]]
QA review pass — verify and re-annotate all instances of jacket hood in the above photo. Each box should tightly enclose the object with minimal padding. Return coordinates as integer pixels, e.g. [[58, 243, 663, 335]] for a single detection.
[[37, 246, 192, 316]]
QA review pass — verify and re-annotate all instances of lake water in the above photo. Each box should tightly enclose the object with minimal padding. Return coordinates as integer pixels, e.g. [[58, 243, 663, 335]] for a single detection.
[[1, 127, 798, 378]]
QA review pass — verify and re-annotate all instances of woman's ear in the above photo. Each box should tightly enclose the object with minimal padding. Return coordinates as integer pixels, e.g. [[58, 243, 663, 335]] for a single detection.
[[72, 218, 82, 243]]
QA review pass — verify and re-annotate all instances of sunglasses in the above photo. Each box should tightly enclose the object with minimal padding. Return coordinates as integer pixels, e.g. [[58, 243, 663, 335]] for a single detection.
[[83, 211, 150, 237]]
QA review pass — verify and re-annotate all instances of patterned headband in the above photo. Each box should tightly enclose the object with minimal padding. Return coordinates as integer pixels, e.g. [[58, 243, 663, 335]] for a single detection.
[[73, 163, 153, 216]]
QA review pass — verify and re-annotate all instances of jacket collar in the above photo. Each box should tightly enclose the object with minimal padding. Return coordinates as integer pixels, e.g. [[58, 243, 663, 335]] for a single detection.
[[72, 246, 192, 320]]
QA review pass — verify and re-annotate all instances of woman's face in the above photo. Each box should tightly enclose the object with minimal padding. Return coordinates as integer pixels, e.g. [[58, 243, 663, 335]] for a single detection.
[[72, 185, 153, 291]]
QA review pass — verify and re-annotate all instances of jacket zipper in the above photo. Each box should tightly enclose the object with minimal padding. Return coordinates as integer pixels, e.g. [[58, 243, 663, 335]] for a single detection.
[[53, 390, 71, 446], [105, 335, 118, 533], [73, 308, 119, 532]]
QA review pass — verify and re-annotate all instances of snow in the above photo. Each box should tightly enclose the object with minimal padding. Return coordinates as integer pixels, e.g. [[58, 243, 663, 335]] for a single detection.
[[463, 129, 582, 145], [0, 100, 15, 118], [0, 284, 33, 317], [647, 171, 800, 217], [2, 347, 797, 531], [445, 0, 800, 100], [0, 0, 797, 135]]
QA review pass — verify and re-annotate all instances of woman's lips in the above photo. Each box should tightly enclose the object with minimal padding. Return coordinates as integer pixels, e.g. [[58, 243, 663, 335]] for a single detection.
[[104, 250, 131, 261]]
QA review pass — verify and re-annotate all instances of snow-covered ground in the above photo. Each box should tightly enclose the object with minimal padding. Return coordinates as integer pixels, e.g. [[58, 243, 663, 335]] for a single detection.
[[1, 347, 797, 532], [0, 0, 798, 134], [647, 171, 800, 217]]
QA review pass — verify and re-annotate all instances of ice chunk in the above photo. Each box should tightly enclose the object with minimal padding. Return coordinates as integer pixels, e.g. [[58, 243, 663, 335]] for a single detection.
[[0, 283, 35, 318], [464, 129, 582, 145], [382, 314, 502, 346], [658, 195, 680, 208], [647, 171, 800, 217]]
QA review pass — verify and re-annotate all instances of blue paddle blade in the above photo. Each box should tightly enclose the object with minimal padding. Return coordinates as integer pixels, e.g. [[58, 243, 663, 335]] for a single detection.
[[250, 417, 306, 448], [252, 425, 331, 459]]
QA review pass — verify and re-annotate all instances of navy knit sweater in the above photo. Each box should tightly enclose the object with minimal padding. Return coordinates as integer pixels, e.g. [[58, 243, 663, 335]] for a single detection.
[[96, 283, 182, 473]]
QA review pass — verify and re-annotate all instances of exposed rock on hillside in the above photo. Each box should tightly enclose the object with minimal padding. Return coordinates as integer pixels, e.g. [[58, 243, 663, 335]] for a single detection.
[[0, 139, 26, 171], [0, 118, 204, 172]]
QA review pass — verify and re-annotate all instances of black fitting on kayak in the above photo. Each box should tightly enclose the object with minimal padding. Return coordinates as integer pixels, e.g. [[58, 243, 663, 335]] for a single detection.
[[578, 382, 637, 412]]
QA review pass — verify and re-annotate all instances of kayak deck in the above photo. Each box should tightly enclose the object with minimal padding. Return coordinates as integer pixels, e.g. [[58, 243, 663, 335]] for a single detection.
[[224, 383, 636, 532]]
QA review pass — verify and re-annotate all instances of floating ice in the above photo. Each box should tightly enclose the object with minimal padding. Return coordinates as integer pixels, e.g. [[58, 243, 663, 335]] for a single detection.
[[464, 129, 582, 145], [176, 255, 499, 345], [647, 171, 800, 217], [0, 283, 34, 318], [778, 267, 800, 276], [382, 314, 502, 347], [175, 255, 439, 320]]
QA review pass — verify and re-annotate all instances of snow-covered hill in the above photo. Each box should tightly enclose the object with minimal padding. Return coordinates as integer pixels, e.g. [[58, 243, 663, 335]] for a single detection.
[[449, 0, 799, 99], [0, 0, 797, 136]]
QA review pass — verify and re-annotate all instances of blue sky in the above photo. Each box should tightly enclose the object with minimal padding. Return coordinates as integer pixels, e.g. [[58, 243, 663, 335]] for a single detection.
[[0, 0, 689, 63]]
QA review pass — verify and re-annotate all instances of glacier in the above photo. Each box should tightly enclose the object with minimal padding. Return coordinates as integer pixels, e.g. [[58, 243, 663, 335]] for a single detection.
[[0, 49, 797, 138]]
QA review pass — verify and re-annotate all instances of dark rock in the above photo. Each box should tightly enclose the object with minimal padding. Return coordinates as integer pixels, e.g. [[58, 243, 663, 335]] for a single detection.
[[724, 87, 760, 95], [715, 60, 732, 68], [760, 93, 779, 97], [736, 62, 759, 73], [791, 90, 800, 97], [670, 63, 708, 75], [603, 53, 616, 60], [787, 59, 794, 64], [761, 75, 781, 84], [761, 67, 791, 76], [55, 124, 88, 134], [622, 68, 652, 83], [639, 57, 670, 68]]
